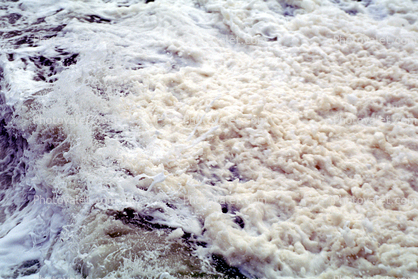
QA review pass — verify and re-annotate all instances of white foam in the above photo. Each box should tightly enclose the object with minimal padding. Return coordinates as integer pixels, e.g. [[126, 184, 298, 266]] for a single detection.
[[1, 0, 418, 278]]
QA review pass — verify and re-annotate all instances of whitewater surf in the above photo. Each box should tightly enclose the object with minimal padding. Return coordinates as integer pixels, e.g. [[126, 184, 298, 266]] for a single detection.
[[0, 0, 418, 278]]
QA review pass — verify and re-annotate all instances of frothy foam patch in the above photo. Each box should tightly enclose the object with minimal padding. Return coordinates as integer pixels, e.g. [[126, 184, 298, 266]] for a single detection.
[[1, 0, 418, 278]]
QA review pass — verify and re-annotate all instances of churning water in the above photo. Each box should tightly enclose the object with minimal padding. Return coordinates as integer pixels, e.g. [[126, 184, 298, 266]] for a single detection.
[[1, 0, 418, 278]]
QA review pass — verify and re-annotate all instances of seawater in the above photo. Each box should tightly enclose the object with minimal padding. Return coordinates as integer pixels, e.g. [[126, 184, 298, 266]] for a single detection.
[[1, 0, 418, 278]]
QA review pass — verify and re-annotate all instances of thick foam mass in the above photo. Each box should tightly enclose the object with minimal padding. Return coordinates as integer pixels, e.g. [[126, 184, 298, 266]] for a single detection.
[[0, 0, 418, 278]]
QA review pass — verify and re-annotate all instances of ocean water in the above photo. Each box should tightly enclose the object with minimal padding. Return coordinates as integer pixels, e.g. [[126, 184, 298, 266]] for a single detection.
[[0, 0, 418, 278]]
